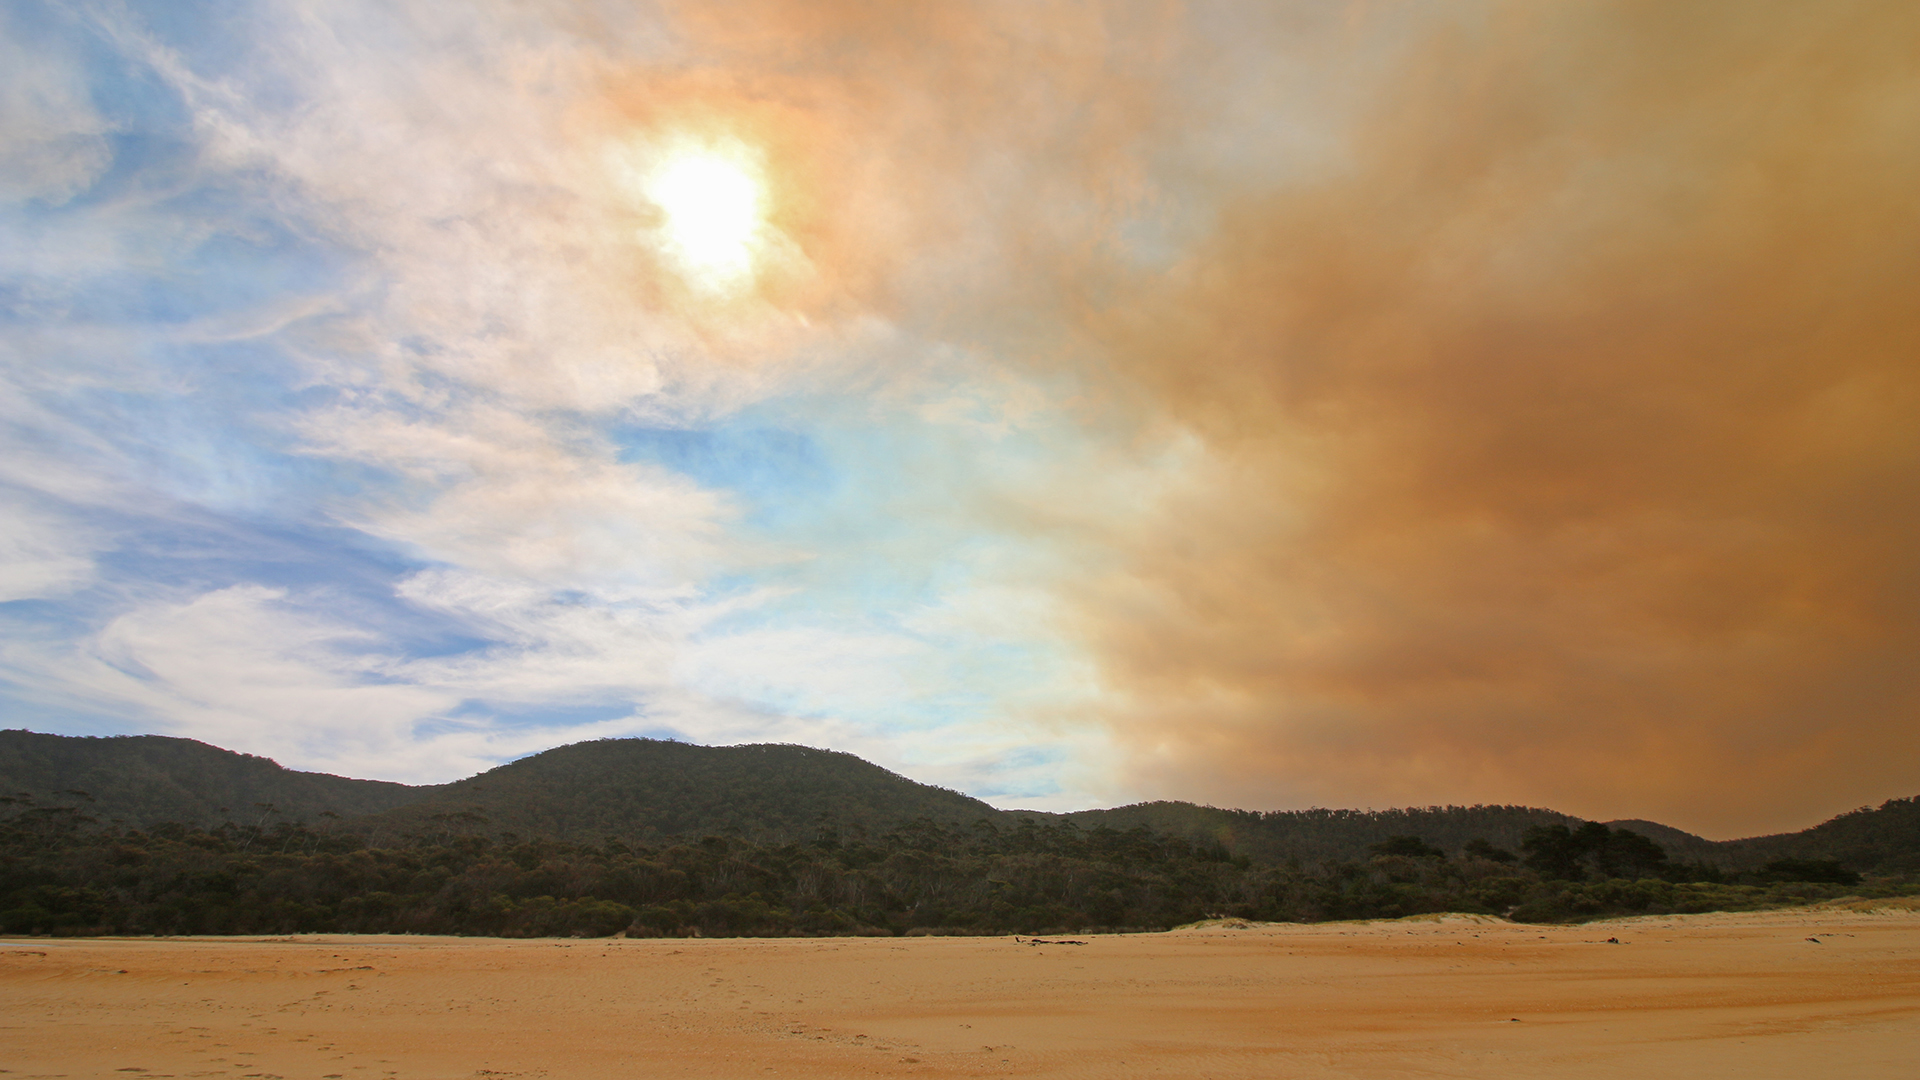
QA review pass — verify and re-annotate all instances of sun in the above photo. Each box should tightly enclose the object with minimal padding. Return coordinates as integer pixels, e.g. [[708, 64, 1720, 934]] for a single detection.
[[640, 148, 765, 289]]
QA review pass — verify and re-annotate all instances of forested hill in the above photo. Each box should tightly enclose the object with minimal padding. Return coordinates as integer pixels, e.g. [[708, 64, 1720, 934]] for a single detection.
[[1060, 801, 1587, 866], [1715, 797, 1920, 876], [0, 730, 423, 827], [7, 729, 1918, 875], [2, 733, 997, 846], [1062, 800, 1920, 876], [354, 738, 1000, 845]]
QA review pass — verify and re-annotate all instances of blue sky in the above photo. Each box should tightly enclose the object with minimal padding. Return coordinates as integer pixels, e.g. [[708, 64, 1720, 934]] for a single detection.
[[0, 0, 1131, 803]]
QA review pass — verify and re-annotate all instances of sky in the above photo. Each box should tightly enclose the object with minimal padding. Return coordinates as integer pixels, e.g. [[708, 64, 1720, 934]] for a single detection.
[[3, 0, 1917, 839]]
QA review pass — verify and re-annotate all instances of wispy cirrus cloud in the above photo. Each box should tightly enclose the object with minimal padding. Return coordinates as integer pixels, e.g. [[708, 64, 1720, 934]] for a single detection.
[[0, 0, 1114, 805]]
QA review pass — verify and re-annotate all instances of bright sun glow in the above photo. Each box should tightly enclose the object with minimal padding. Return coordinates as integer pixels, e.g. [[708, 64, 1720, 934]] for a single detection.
[[644, 151, 764, 288]]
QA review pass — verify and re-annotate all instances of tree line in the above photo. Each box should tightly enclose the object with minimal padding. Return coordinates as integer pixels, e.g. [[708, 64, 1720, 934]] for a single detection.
[[2, 797, 1905, 938]]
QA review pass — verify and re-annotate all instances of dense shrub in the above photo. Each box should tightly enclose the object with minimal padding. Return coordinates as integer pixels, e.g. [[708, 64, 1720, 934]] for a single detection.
[[2, 809, 1912, 937]]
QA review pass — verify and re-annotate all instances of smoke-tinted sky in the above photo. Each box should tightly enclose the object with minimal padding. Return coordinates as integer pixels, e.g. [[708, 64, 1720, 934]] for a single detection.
[[5, 1, 1915, 838]]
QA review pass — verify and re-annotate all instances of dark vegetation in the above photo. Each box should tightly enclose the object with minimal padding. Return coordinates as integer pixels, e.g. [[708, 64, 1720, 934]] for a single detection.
[[3, 730, 1917, 937], [0, 731, 423, 828], [3, 806, 1906, 939], [359, 739, 1001, 844], [1068, 801, 1587, 867]]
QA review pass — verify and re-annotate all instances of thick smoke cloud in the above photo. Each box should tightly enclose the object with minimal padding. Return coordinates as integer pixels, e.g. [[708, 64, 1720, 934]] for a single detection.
[[643, 1, 1920, 836], [1070, 2, 1920, 836]]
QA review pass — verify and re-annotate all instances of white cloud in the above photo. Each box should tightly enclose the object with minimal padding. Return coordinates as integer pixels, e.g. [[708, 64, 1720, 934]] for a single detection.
[[1, 585, 455, 778], [0, 10, 112, 205], [0, 493, 100, 601], [297, 400, 740, 592], [674, 625, 927, 718], [0, 576, 934, 787], [0, 554, 1117, 800]]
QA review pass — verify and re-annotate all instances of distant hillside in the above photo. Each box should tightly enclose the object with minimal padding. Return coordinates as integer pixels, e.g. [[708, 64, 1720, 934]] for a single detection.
[[7, 729, 1917, 875], [1059, 802, 1920, 877], [1715, 798, 1920, 875], [357, 738, 1000, 844], [0, 730, 424, 827], [1062, 801, 1585, 864]]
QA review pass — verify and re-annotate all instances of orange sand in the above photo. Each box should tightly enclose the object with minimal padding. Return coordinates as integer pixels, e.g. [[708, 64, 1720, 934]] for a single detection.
[[4, 905, 1918, 1079]]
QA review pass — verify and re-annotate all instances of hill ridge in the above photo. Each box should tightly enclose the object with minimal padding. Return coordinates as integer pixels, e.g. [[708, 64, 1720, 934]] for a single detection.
[[5, 729, 1917, 873]]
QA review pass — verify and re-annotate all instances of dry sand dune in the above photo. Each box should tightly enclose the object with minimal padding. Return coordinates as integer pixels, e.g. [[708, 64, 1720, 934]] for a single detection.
[[4, 904, 1918, 1079]]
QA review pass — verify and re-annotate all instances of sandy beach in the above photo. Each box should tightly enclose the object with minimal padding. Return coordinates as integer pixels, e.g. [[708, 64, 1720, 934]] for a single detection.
[[3, 904, 1916, 1080]]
